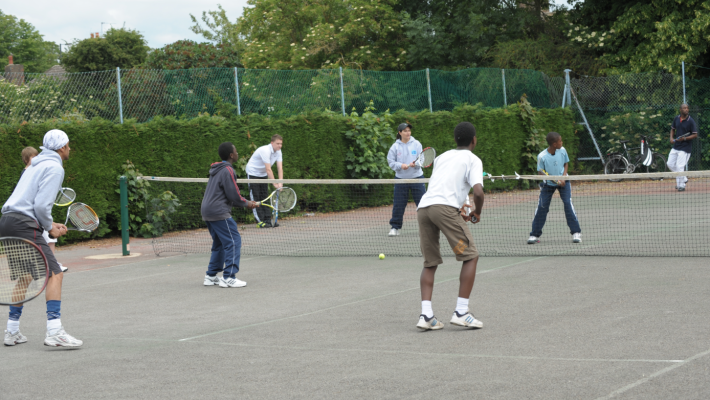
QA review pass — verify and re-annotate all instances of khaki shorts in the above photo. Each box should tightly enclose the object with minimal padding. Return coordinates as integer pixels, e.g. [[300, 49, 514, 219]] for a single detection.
[[417, 205, 478, 268]]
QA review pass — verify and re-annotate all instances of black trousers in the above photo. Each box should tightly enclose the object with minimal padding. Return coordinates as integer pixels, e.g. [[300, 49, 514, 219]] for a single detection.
[[247, 174, 271, 223]]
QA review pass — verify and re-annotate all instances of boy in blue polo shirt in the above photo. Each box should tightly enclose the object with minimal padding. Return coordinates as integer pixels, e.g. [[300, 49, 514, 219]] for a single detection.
[[527, 132, 582, 245]]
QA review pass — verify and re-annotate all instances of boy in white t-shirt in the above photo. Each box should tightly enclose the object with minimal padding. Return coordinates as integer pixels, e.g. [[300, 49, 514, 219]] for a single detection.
[[245, 135, 284, 228], [415, 122, 485, 331]]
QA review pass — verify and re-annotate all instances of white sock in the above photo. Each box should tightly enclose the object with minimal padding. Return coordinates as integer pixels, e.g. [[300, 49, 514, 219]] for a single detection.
[[421, 301, 433, 318], [7, 320, 19, 334], [455, 297, 469, 315], [47, 319, 62, 335]]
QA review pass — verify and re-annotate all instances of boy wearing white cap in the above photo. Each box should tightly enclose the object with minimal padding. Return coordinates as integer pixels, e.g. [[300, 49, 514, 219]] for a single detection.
[[2, 129, 82, 347]]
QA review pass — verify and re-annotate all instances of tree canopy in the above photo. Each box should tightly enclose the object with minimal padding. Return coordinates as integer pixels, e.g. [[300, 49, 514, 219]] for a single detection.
[[61, 28, 149, 72], [143, 40, 242, 70], [0, 9, 59, 73]]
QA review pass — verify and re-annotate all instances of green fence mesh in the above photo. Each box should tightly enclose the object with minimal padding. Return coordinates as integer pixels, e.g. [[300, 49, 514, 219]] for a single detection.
[[1, 66, 708, 170]]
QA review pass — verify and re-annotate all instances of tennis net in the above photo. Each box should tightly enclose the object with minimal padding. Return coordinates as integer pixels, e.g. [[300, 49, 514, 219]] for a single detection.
[[137, 171, 710, 258]]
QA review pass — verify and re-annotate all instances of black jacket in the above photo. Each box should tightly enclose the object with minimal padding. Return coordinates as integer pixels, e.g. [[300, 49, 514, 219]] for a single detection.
[[201, 161, 250, 221]]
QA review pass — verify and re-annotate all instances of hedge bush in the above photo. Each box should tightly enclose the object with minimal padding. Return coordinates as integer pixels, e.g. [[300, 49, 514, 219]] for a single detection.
[[0, 105, 574, 242]]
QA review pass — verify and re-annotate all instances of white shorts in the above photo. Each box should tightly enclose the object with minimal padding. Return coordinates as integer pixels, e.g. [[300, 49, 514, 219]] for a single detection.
[[42, 229, 58, 244]]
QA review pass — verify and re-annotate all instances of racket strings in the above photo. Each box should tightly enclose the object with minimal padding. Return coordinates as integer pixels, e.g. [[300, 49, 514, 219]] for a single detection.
[[55, 188, 76, 205], [275, 188, 297, 211], [68, 204, 100, 231], [420, 148, 436, 167], [0, 239, 47, 304]]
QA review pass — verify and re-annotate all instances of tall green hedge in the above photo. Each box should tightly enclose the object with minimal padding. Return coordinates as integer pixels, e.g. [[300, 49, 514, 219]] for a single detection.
[[0, 105, 574, 242]]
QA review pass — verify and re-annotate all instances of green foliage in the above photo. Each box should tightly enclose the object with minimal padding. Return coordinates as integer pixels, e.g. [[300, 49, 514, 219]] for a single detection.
[[61, 28, 150, 72], [236, 0, 407, 70], [0, 10, 59, 73], [190, 4, 243, 47], [518, 95, 545, 176], [0, 105, 574, 243], [596, 109, 673, 154], [115, 161, 150, 236], [487, 35, 605, 77], [143, 40, 243, 70], [344, 101, 396, 179], [140, 190, 180, 238]]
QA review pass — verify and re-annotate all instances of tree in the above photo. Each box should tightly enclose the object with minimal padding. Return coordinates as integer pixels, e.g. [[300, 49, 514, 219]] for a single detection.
[[206, 0, 407, 70], [0, 9, 59, 73], [61, 28, 149, 72], [143, 40, 243, 69], [190, 4, 242, 47]]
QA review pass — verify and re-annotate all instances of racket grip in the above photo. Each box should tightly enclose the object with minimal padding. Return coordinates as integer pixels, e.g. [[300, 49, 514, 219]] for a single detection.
[[471, 216, 478, 223]]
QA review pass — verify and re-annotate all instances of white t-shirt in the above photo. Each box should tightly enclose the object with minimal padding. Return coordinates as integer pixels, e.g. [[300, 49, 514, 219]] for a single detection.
[[245, 144, 283, 177], [418, 149, 484, 210]]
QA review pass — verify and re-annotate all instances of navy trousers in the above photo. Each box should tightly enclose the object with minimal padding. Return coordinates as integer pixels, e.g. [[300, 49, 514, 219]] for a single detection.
[[205, 218, 242, 279], [389, 176, 426, 229], [530, 181, 581, 237]]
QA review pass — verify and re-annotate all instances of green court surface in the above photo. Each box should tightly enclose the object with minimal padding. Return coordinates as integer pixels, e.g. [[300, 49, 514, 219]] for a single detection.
[[1, 239, 709, 399]]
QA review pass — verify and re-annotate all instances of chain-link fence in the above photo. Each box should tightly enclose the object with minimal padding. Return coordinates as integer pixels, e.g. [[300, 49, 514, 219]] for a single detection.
[[1, 65, 707, 170]]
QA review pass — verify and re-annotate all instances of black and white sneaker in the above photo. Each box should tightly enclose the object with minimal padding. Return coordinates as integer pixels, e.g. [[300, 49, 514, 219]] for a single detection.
[[416, 314, 444, 330]]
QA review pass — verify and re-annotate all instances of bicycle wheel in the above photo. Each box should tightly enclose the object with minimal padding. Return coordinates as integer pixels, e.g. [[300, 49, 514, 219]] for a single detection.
[[604, 155, 629, 181], [647, 153, 668, 179]]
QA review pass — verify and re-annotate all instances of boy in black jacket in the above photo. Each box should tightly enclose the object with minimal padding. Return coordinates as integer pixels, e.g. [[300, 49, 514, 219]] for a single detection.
[[201, 142, 258, 288]]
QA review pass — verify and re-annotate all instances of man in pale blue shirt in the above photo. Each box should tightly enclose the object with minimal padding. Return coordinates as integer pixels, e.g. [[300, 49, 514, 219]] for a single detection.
[[528, 132, 582, 244]]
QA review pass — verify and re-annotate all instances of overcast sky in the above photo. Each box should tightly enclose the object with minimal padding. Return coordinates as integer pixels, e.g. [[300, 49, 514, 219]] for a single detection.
[[3, 0, 570, 49], [2, 0, 251, 49]]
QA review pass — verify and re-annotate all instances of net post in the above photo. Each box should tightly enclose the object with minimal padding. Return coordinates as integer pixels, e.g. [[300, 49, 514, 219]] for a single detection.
[[426, 68, 433, 112], [682, 61, 686, 104], [234, 67, 241, 116], [501, 69, 507, 106], [564, 69, 572, 107], [116, 67, 123, 124], [339, 67, 346, 116], [119, 176, 130, 256]]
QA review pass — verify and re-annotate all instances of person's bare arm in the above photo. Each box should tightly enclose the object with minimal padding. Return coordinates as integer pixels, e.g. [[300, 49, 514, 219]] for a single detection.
[[670, 127, 676, 143], [470, 183, 484, 223], [559, 163, 568, 187], [276, 161, 283, 189], [264, 163, 281, 189]]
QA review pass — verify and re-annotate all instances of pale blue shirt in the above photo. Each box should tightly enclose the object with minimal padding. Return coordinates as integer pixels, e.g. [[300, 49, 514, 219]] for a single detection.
[[537, 147, 569, 186]]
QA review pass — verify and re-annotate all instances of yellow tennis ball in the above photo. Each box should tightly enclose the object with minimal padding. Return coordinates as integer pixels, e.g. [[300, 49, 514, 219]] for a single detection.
[[379, 253, 385, 260]]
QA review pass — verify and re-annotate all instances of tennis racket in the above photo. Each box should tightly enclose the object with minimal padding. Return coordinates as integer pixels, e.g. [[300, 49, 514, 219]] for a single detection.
[[673, 132, 690, 143], [0, 237, 49, 306], [54, 187, 76, 207], [258, 187, 297, 213], [64, 203, 100, 232], [415, 147, 436, 168], [463, 195, 479, 223]]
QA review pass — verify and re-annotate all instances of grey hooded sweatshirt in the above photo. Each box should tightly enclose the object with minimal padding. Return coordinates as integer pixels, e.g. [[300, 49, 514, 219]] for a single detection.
[[387, 137, 423, 179], [201, 161, 250, 221], [2, 150, 64, 231]]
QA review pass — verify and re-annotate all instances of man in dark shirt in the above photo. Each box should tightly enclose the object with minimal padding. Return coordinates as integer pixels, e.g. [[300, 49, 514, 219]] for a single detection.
[[200, 142, 258, 288], [668, 104, 698, 191]]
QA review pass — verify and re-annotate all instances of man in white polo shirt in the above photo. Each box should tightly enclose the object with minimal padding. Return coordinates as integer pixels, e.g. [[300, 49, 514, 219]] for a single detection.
[[245, 134, 284, 228]]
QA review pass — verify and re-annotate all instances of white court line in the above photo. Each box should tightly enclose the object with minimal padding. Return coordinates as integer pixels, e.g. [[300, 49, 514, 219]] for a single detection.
[[179, 256, 547, 341], [596, 347, 710, 399]]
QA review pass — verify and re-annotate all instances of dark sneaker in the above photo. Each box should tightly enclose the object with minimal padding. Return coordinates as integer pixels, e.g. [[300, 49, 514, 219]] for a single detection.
[[272, 222, 280, 228]]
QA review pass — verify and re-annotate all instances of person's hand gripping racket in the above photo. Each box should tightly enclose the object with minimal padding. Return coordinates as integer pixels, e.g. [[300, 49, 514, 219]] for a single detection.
[[542, 169, 565, 187], [462, 195, 480, 224]]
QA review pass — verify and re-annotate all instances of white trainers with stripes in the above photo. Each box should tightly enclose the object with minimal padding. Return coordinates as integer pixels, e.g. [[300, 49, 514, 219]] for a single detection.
[[450, 311, 483, 328], [4, 330, 28, 346], [416, 314, 444, 330], [204, 275, 220, 286], [219, 277, 247, 288], [44, 327, 83, 347], [572, 233, 582, 243]]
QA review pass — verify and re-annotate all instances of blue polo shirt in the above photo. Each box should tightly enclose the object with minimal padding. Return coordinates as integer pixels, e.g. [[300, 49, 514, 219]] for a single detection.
[[671, 115, 697, 153], [538, 147, 569, 186]]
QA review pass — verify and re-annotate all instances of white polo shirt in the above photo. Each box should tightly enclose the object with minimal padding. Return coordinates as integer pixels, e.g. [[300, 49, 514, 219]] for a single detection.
[[245, 144, 283, 177], [418, 149, 483, 210]]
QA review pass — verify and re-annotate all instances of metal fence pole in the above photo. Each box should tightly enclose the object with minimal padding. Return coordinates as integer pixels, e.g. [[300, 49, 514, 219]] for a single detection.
[[682, 61, 687, 104], [234, 67, 241, 116], [502, 69, 507, 106], [563, 69, 572, 107], [426, 68, 433, 112], [339, 67, 346, 116], [119, 176, 130, 256], [116, 67, 123, 124]]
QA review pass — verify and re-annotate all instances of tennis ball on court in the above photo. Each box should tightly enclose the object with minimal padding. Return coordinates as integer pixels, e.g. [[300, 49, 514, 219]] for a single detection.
[[379, 253, 385, 260]]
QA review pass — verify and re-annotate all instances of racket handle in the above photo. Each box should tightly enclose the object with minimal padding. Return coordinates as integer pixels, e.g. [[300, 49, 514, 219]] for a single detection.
[[471, 215, 478, 223]]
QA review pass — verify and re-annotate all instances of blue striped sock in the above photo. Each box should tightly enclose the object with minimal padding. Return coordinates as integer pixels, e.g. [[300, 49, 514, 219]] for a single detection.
[[9, 306, 23, 321], [46, 300, 61, 320]]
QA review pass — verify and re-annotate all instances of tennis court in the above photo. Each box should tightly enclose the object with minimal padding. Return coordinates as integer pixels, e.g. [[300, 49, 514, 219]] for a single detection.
[[2, 235, 709, 399]]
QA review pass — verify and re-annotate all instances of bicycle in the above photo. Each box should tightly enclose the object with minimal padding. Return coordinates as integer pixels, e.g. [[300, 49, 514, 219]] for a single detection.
[[603, 135, 668, 181]]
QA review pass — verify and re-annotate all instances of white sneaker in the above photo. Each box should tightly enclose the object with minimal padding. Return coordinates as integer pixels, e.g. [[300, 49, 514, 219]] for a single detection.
[[450, 310, 483, 328], [219, 277, 247, 288], [59, 263, 68, 272], [388, 228, 400, 237], [416, 314, 444, 330], [527, 236, 540, 244], [4, 330, 27, 346], [44, 327, 83, 347], [203, 275, 220, 286], [572, 233, 582, 243]]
